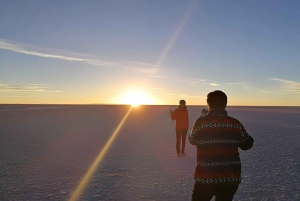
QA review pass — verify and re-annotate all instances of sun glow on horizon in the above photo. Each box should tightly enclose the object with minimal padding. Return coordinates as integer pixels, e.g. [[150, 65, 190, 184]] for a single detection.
[[116, 89, 156, 106]]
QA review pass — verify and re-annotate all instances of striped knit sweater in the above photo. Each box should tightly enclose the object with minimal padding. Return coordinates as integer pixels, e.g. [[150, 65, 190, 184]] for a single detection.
[[189, 109, 254, 184]]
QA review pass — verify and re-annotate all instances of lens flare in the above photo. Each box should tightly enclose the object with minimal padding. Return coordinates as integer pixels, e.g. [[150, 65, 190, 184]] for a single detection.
[[154, 0, 199, 71], [68, 107, 133, 201]]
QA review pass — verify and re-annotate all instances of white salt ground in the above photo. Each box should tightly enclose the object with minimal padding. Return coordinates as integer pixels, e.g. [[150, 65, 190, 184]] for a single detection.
[[0, 105, 299, 201]]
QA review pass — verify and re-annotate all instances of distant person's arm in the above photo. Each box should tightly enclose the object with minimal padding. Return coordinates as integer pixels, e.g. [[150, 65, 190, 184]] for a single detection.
[[170, 109, 176, 120], [187, 110, 189, 129], [238, 123, 254, 150]]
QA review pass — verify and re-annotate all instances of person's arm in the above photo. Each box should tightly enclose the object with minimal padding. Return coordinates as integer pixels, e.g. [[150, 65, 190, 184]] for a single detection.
[[170, 109, 176, 120], [189, 119, 199, 145], [187, 110, 189, 129], [238, 123, 254, 150]]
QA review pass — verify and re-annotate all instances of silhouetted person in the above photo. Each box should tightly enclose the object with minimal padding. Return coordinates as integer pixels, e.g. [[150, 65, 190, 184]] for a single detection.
[[189, 90, 254, 201], [170, 99, 189, 155]]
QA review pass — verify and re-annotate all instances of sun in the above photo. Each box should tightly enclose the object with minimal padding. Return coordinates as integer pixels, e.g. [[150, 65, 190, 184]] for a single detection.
[[117, 90, 155, 106]]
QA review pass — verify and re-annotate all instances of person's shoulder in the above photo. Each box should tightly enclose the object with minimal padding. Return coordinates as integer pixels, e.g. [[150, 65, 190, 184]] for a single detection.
[[195, 116, 209, 123], [225, 116, 244, 125]]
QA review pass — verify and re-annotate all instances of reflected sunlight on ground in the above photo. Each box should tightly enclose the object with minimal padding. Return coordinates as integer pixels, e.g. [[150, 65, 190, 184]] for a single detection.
[[68, 107, 133, 201]]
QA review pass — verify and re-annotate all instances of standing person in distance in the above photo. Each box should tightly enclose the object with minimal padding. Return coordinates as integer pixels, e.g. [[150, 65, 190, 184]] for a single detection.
[[170, 99, 189, 155], [189, 90, 254, 201]]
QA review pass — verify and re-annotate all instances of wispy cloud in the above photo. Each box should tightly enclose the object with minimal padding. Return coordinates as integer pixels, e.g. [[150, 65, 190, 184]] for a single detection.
[[152, 75, 167, 78], [226, 82, 252, 89], [122, 62, 158, 74], [0, 40, 85, 61], [0, 39, 117, 66], [180, 78, 206, 85], [0, 38, 183, 75], [260, 90, 281, 94], [165, 93, 200, 98], [210, 83, 220, 86], [269, 78, 300, 93], [0, 84, 62, 93]]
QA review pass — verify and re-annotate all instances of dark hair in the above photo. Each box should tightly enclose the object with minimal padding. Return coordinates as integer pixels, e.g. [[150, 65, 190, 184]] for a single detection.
[[207, 90, 227, 110], [179, 99, 186, 104]]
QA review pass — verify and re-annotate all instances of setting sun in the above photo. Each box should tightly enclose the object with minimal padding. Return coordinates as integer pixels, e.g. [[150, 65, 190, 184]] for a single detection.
[[117, 90, 155, 106]]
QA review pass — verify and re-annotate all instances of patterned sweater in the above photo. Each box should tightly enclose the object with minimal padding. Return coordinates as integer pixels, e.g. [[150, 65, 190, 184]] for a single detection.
[[189, 109, 254, 184]]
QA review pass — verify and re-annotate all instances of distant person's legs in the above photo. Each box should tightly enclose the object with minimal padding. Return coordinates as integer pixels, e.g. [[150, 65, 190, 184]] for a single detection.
[[214, 184, 239, 201], [191, 182, 214, 201], [181, 129, 188, 153], [176, 130, 181, 154]]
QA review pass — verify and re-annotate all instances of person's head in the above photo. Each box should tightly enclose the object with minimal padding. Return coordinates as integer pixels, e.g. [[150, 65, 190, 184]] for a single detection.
[[207, 90, 227, 110], [179, 99, 186, 108]]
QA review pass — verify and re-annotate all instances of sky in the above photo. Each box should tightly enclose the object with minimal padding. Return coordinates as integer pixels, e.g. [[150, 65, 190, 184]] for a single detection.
[[1, 0, 300, 106]]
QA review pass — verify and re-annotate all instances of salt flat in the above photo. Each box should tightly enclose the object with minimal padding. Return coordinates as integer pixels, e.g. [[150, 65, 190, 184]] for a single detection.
[[0, 105, 299, 200]]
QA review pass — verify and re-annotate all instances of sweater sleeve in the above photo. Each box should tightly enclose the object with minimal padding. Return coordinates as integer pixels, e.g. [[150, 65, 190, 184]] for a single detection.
[[238, 123, 254, 150], [189, 119, 199, 145]]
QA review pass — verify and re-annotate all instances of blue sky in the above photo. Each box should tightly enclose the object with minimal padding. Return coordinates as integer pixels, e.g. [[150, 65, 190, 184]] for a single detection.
[[1, 0, 299, 105]]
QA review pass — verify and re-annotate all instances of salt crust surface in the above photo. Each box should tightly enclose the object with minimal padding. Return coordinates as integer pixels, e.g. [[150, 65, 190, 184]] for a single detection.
[[0, 105, 299, 200]]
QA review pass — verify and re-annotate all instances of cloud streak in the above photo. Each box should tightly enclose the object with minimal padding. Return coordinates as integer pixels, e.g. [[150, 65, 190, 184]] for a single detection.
[[0, 40, 85, 61], [0, 39, 162, 75], [210, 83, 220, 86], [180, 78, 206, 85], [226, 82, 252, 89], [165, 93, 200, 98], [260, 90, 281, 94], [0, 84, 62, 93], [122, 62, 158, 74], [269, 78, 300, 93], [0, 39, 118, 66]]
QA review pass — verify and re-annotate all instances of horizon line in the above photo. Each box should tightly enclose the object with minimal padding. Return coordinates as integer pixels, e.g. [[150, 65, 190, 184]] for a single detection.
[[0, 103, 299, 107]]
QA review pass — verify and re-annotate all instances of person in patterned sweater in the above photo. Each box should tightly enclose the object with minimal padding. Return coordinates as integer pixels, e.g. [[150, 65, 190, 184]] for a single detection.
[[189, 90, 254, 201]]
